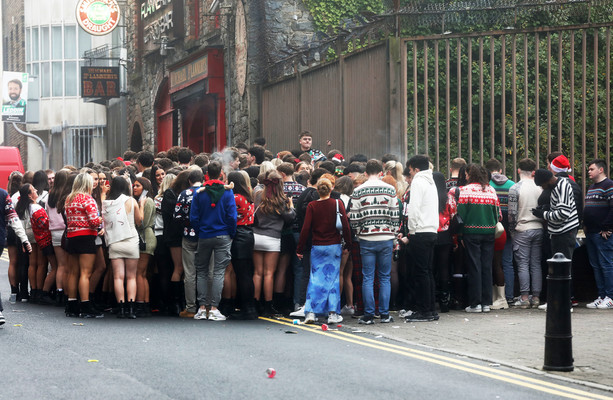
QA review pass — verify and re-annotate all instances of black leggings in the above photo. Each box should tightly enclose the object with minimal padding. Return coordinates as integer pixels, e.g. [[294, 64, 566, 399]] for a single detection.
[[232, 257, 254, 306], [433, 243, 452, 293]]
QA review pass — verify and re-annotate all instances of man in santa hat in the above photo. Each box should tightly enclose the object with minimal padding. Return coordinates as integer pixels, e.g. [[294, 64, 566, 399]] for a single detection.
[[547, 153, 583, 224]]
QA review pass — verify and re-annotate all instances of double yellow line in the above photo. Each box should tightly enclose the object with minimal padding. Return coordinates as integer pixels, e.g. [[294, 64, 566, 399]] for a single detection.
[[260, 316, 612, 400]]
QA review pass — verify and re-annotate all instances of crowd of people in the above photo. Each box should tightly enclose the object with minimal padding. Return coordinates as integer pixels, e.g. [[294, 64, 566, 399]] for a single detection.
[[1, 130, 612, 327]]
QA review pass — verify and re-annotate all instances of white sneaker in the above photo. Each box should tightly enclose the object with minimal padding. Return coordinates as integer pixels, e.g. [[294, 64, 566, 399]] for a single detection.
[[290, 305, 306, 318], [398, 309, 414, 318], [0, 311, 5, 326], [9, 293, 17, 304], [304, 312, 316, 324], [538, 303, 548, 311], [465, 305, 482, 313], [194, 308, 208, 320], [482, 305, 491, 313], [328, 312, 343, 324], [208, 309, 227, 321], [596, 296, 613, 309], [340, 305, 355, 316], [586, 297, 604, 309]]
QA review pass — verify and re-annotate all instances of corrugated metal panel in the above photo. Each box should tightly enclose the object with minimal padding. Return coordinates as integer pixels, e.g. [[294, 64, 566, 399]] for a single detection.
[[300, 64, 342, 154], [261, 78, 300, 152], [343, 45, 390, 159]]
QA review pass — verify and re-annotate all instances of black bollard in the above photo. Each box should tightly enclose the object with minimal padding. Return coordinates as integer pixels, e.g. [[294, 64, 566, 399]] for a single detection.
[[543, 253, 574, 372]]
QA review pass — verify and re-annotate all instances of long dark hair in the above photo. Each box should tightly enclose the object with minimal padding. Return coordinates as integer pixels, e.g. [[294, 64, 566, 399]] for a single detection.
[[433, 172, 448, 213], [57, 173, 77, 215], [32, 170, 49, 195], [466, 164, 489, 190], [134, 177, 154, 200], [108, 176, 132, 200], [48, 170, 69, 208], [15, 184, 34, 219], [171, 170, 191, 194], [227, 171, 252, 203], [7, 171, 23, 196]]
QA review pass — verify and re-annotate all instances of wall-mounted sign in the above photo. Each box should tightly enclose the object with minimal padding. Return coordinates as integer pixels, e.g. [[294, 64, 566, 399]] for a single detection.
[[235, 0, 247, 97], [81, 67, 120, 98], [140, 0, 184, 52], [169, 55, 208, 93], [76, 0, 120, 36], [1, 71, 28, 123]]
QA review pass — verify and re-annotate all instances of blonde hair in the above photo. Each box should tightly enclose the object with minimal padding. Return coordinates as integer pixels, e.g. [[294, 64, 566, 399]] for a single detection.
[[385, 161, 407, 197], [157, 173, 176, 197], [259, 161, 275, 175], [65, 173, 93, 206], [316, 178, 333, 197], [353, 173, 367, 187], [271, 158, 283, 168], [238, 170, 253, 197]]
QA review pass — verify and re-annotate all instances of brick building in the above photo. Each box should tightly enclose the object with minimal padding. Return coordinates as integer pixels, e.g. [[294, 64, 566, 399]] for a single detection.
[[125, 0, 317, 153]]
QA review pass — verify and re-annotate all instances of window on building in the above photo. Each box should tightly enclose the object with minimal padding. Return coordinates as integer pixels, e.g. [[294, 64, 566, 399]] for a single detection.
[[41, 26, 50, 60], [65, 61, 77, 96], [52, 61, 63, 97], [52, 26, 62, 59]]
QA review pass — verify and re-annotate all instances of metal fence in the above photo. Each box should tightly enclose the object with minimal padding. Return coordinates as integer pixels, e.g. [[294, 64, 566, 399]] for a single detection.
[[261, 42, 405, 160], [63, 126, 106, 167], [406, 23, 613, 193]]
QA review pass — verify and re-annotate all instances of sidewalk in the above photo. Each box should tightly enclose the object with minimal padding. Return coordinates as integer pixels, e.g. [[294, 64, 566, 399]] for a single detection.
[[341, 306, 613, 390]]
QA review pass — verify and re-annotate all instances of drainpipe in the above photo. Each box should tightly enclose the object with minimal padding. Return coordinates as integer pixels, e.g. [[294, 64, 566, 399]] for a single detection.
[[12, 122, 48, 169]]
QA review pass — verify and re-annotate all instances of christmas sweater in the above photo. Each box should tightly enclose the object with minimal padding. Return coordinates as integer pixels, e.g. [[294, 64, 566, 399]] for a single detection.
[[174, 184, 202, 241], [234, 194, 254, 226], [449, 183, 501, 235], [28, 203, 52, 248], [65, 193, 102, 238], [349, 178, 400, 241]]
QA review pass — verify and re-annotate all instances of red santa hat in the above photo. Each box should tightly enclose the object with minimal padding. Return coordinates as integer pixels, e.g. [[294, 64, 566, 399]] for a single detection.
[[550, 155, 571, 174]]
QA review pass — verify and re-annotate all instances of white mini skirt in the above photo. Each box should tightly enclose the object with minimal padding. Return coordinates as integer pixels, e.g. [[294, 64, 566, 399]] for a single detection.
[[253, 233, 281, 252]]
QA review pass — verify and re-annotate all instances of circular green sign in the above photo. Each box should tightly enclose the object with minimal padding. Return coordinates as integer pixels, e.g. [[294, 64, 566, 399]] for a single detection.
[[87, 2, 112, 24]]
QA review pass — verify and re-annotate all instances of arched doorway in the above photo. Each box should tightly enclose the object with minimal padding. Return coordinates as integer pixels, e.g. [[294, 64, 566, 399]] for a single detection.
[[130, 122, 143, 151], [155, 79, 177, 152]]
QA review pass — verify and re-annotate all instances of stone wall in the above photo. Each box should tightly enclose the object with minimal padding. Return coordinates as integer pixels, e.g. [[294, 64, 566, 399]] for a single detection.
[[2, 0, 28, 167], [125, 0, 317, 151]]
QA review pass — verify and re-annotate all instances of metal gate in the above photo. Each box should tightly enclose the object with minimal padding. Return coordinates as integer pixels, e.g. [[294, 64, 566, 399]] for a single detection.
[[406, 23, 613, 193]]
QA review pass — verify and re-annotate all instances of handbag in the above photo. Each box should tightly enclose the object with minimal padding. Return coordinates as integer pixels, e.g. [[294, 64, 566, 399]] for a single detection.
[[494, 222, 505, 239], [449, 188, 464, 234], [138, 233, 146, 251], [335, 199, 343, 232]]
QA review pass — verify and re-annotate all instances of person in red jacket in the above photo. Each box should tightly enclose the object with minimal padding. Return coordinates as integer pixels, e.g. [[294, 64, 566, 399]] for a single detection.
[[64, 173, 103, 318]]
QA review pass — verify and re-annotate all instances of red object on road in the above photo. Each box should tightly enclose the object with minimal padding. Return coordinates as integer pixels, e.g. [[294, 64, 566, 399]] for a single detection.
[[266, 368, 276, 378], [321, 324, 328, 331]]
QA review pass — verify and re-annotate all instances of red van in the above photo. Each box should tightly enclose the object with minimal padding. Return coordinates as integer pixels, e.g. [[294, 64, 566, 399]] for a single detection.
[[0, 146, 25, 190]]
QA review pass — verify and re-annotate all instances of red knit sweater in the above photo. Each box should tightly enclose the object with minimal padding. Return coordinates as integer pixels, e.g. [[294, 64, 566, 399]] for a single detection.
[[297, 198, 352, 254], [66, 194, 102, 238], [29, 204, 52, 248]]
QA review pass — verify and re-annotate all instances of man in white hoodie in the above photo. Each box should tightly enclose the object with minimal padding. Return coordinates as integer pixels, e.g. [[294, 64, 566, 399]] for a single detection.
[[399, 155, 439, 322]]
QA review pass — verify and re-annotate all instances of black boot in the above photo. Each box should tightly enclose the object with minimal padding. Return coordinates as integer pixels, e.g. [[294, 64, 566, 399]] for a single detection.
[[55, 290, 66, 307], [39, 291, 55, 305], [439, 291, 450, 313], [262, 300, 276, 318], [143, 302, 152, 317], [117, 301, 126, 319], [127, 301, 137, 319], [79, 301, 104, 319], [30, 289, 41, 304], [134, 302, 146, 318], [65, 299, 79, 317], [169, 282, 182, 316], [242, 299, 259, 320]]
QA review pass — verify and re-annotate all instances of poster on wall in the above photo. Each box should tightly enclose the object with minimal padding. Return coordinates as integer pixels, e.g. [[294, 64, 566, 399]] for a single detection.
[[1, 71, 29, 123]]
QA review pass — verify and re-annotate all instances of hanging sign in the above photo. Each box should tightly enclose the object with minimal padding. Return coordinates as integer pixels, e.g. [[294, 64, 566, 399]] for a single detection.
[[76, 0, 121, 36]]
